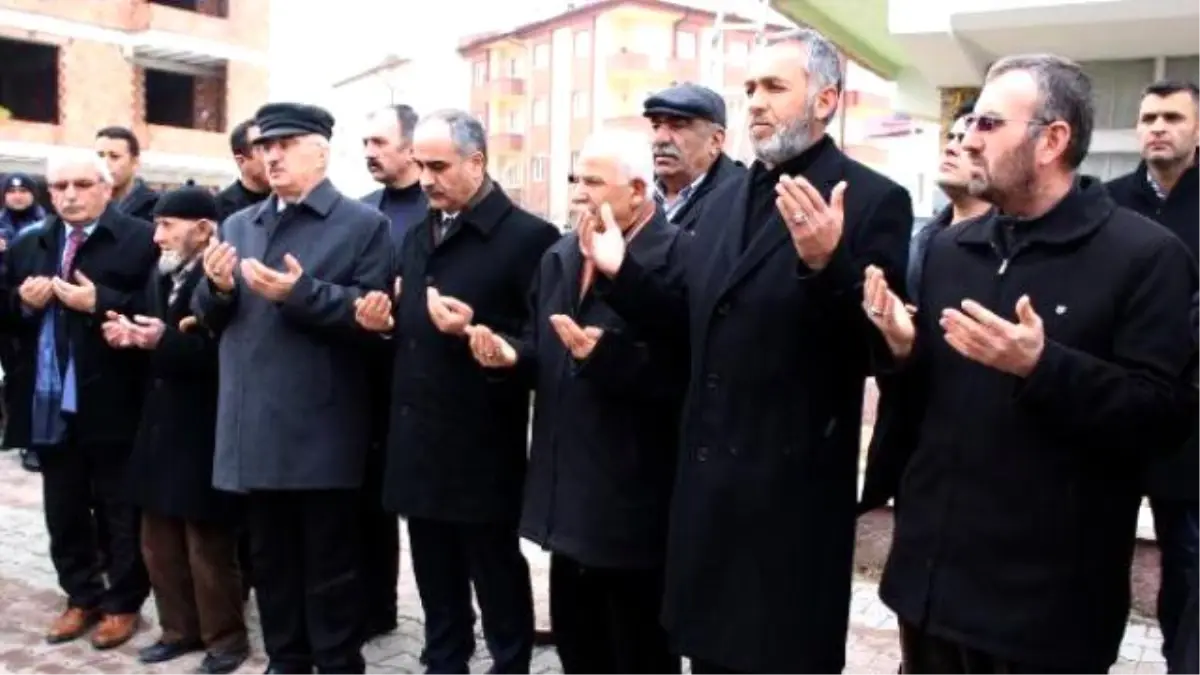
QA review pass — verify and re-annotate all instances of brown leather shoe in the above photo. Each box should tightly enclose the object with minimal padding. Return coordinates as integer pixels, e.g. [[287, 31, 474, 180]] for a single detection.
[[90, 613, 140, 650], [46, 607, 99, 644]]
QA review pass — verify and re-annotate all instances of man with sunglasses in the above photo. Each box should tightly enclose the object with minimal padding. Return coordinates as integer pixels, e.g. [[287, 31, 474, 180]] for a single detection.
[[863, 55, 1198, 673], [1105, 78, 1199, 674], [1, 150, 158, 650]]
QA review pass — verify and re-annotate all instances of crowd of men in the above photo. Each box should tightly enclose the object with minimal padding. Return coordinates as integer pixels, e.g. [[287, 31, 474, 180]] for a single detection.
[[0, 24, 1195, 675]]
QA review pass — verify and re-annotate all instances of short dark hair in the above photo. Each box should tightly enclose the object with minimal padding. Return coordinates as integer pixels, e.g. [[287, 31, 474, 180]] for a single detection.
[[391, 104, 419, 143], [953, 99, 977, 122], [229, 118, 258, 157], [986, 54, 1093, 170], [95, 126, 141, 157], [1143, 79, 1200, 103]]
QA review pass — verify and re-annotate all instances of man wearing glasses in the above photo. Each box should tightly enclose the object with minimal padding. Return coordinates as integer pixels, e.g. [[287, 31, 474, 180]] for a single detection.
[[1, 150, 158, 650]]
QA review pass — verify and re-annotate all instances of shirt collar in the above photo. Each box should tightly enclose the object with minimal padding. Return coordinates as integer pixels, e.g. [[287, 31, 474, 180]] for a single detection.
[[655, 171, 706, 206], [1146, 169, 1168, 201], [62, 220, 98, 237]]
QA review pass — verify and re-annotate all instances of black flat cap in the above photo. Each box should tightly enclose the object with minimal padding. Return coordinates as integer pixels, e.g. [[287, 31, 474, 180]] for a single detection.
[[153, 184, 219, 222], [253, 102, 335, 143], [643, 83, 727, 127]]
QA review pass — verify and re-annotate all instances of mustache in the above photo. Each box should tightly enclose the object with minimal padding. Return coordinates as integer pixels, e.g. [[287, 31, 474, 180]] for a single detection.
[[652, 143, 681, 159], [366, 159, 383, 171]]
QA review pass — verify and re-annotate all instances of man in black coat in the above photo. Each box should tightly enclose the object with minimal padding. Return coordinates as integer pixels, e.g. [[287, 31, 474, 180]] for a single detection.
[[576, 29, 912, 673], [356, 109, 559, 674], [1105, 78, 1199, 674], [95, 126, 158, 223], [864, 55, 1198, 673], [102, 186, 248, 675], [1, 151, 158, 649], [643, 82, 746, 233], [461, 129, 687, 674], [357, 103, 427, 639], [214, 119, 270, 224]]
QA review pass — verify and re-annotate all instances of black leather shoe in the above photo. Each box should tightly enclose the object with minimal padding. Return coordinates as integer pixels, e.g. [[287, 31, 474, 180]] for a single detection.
[[196, 649, 249, 674], [20, 448, 40, 472], [138, 640, 203, 664]]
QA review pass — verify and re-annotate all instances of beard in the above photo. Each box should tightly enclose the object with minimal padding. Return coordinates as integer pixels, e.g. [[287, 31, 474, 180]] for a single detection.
[[969, 137, 1037, 212], [157, 248, 188, 275], [751, 98, 819, 167]]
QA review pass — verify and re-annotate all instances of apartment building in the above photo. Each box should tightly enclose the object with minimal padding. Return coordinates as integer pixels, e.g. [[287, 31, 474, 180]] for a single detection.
[[458, 0, 886, 224], [0, 0, 270, 188]]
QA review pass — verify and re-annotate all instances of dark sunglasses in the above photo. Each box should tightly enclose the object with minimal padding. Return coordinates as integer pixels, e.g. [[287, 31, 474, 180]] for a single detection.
[[49, 179, 99, 192], [963, 113, 1051, 134]]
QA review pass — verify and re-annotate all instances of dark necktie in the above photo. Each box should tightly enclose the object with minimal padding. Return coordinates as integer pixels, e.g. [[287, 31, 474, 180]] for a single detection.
[[62, 228, 86, 278]]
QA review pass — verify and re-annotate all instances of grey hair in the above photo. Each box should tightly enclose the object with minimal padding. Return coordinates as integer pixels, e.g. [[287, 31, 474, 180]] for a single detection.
[[418, 109, 488, 160], [46, 149, 113, 184], [986, 53, 1094, 169], [767, 27, 844, 123]]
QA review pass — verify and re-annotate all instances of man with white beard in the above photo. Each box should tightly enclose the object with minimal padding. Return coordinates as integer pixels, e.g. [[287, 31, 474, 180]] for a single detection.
[[575, 27, 913, 673], [103, 184, 247, 674]]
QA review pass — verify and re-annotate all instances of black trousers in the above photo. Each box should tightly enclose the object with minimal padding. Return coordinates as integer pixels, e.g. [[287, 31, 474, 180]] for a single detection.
[[361, 446, 399, 635], [549, 554, 679, 674], [247, 490, 364, 674], [38, 440, 149, 614], [898, 620, 1106, 673], [407, 518, 534, 674]]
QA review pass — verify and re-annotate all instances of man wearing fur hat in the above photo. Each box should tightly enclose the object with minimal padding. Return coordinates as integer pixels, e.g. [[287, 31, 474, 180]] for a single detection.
[[103, 184, 248, 674]]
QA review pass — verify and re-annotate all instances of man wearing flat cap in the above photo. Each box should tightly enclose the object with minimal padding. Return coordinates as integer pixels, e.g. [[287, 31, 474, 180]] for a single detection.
[[193, 102, 392, 674], [103, 185, 247, 674], [643, 83, 745, 233]]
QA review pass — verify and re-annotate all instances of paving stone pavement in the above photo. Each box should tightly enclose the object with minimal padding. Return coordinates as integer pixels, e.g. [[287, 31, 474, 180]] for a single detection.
[[0, 451, 1165, 674]]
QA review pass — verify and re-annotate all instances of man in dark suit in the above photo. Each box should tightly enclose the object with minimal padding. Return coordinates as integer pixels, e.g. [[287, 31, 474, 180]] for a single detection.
[[103, 185, 248, 675], [355, 109, 560, 674], [214, 119, 270, 224], [192, 102, 392, 674], [356, 104, 427, 640], [1, 150, 159, 650], [95, 126, 158, 223], [644, 83, 745, 233], [576, 28, 912, 673]]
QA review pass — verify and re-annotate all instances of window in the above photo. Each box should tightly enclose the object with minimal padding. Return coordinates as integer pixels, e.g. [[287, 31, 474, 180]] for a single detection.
[[532, 98, 549, 126], [473, 61, 487, 85], [676, 30, 696, 59], [534, 43, 551, 69], [501, 161, 524, 186], [573, 31, 590, 58], [0, 38, 59, 124], [727, 41, 749, 65], [506, 108, 523, 133], [144, 66, 227, 132], [1165, 56, 1199, 84], [1080, 59, 1155, 128], [149, 0, 228, 17], [571, 91, 589, 118], [507, 57, 521, 78], [570, 150, 581, 170], [532, 156, 547, 182], [1080, 152, 1141, 181]]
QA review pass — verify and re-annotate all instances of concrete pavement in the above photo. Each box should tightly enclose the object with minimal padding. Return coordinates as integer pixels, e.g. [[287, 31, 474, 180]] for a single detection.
[[0, 451, 1166, 674]]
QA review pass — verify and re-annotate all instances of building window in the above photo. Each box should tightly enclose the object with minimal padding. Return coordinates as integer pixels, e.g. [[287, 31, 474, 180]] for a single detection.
[[532, 156, 547, 182], [676, 30, 696, 59], [1165, 56, 1199, 83], [507, 57, 521, 78], [149, 0, 229, 17], [0, 38, 59, 124], [473, 61, 487, 85], [1080, 151, 1141, 181], [573, 31, 590, 58], [570, 150, 581, 170], [727, 41, 749, 65], [571, 91, 588, 118], [534, 43, 551, 69], [144, 65, 227, 132], [501, 161, 524, 186], [1080, 59, 1155, 128], [532, 98, 549, 126], [506, 108, 523, 133]]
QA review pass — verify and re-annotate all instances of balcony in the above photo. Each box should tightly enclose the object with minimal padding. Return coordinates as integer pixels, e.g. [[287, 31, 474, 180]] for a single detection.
[[487, 77, 527, 101], [127, 2, 266, 71], [606, 49, 672, 88], [489, 132, 525, 154]]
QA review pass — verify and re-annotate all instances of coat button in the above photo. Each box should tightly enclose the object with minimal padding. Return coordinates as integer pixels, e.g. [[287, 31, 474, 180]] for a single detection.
[[716, 303, 730, 316], [408, 338, 417, 351], [696, 446, 709, 462], [729, 446, 739, 457], [425, 275, 435, 285], [400, 405, 410, 417], [705, 373, 719, 389]]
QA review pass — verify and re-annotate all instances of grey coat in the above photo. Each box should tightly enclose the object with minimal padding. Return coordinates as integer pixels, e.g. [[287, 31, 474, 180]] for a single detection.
[[192, 179, 392, 492]]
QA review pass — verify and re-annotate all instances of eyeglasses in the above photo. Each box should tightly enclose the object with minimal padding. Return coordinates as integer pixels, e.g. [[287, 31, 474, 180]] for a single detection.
[[962, 113, 1053, 134], [49, 179, 99, 192]]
